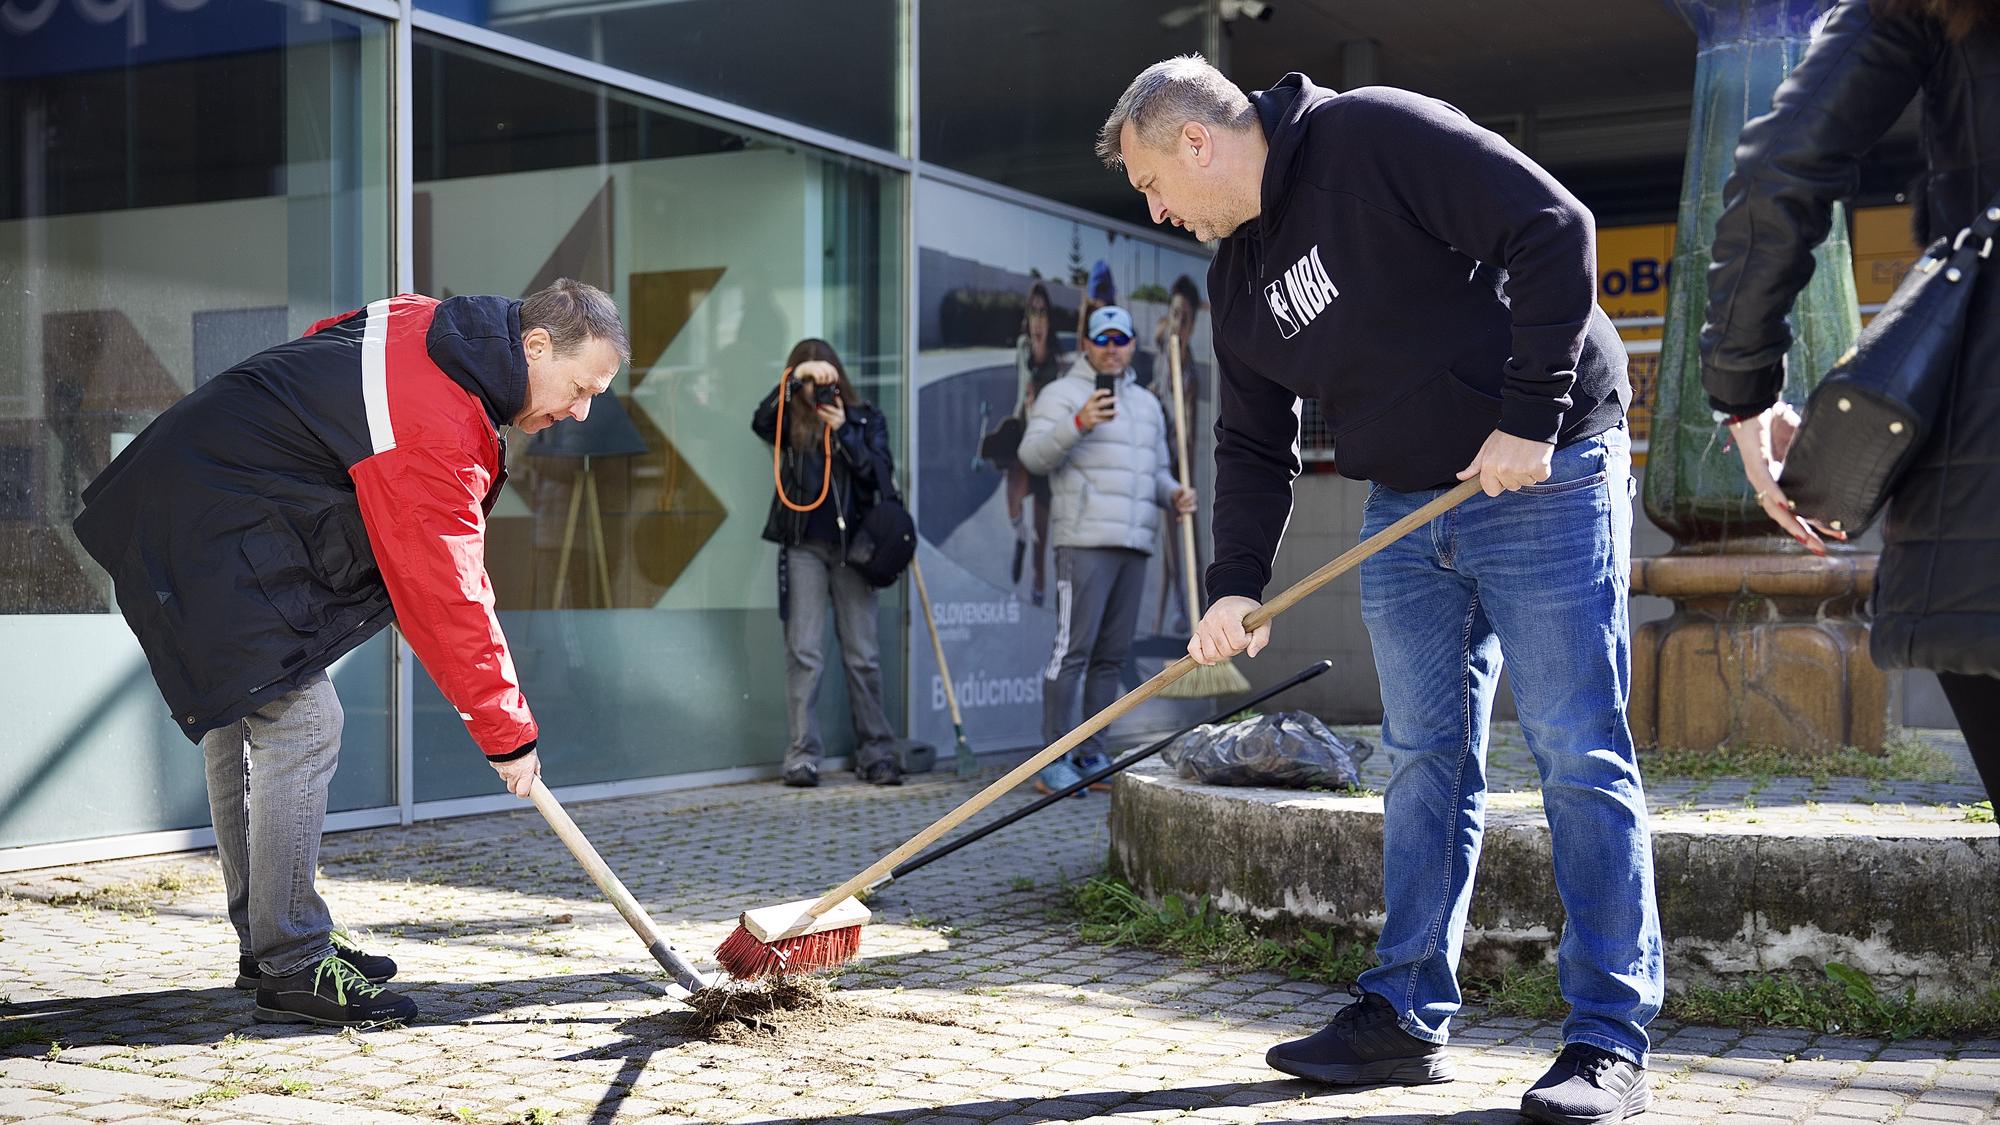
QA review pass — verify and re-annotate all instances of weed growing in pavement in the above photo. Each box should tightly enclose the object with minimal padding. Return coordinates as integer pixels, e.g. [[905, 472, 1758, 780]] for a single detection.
[[1062, 874, 2000, 1039], [44, 869, 218, 916], [173, 1083, 246, 1109], [1641, 736, 1960, 784], [1964, 801, 1995, 824], [0, 1021, 51, 1050]]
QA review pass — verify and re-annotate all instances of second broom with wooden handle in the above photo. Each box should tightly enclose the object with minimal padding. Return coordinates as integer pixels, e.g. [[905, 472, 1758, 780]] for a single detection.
[[716, 476, 1485, 977]]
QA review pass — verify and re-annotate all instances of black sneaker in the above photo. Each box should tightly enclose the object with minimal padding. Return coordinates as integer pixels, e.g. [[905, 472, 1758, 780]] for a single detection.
[[233, 929, 397, 990], [1265, 986, 1454, 1086], [1521, 1043, 1650, 1125], [781, 764, 819, 788], [861, 759, 904, 787], [254, 953, 417, 1027]]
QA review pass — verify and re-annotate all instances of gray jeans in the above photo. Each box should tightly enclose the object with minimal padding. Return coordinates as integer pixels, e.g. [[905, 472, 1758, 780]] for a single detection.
[[200, 672, 341, 977], [784, 542, 897, 772], [1043, 546, 1148, 761]]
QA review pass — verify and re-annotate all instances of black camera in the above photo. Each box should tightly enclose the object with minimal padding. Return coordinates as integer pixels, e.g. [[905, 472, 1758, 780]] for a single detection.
[[790, 377, 841, 407]]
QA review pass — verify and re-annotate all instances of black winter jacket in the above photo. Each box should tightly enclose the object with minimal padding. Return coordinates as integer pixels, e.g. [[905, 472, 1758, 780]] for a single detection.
[[72, 295, 535, 747], [1700, 0, 2000, 677], [751, 386, 897, 555]]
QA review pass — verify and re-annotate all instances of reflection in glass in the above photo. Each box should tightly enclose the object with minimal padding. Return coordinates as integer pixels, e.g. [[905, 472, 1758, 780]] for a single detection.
[[921, 0, 1207, 227], [412, 36, 905, 801], [416, 0, 901, 152], [0, 0, 393, 847]]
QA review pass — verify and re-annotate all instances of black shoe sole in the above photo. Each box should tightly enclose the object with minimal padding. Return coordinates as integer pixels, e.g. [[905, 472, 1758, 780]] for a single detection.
[[252, 1002, 415, 1028], [1266, 1048, 1455, 1087], [1521, 1081, 1650, 1125]]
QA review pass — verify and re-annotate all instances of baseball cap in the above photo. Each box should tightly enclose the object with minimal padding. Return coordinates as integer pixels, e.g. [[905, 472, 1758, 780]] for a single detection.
[[1086, 305, 1134, 339]]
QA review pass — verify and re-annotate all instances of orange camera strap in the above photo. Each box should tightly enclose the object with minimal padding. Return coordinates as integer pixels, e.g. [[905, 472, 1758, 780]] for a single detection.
[[773, 365, 833, 513]]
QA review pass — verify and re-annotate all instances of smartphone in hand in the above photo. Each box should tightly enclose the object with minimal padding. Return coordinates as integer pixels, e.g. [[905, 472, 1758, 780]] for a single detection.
[[1094, 372, 1118, 417]]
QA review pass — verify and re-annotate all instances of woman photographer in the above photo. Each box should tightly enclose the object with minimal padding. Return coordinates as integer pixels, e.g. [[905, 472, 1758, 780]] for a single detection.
[[752, 339, 903, 788]]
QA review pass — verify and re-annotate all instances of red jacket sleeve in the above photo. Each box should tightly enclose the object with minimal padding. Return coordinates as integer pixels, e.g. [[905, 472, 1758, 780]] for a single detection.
[[350, 444, 538, 759]]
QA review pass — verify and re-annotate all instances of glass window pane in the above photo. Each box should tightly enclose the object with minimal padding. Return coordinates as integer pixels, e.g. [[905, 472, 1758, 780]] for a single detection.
[[920, 0, 1206, 227], [0, 0, 394, 850], [417, 0, 902, 153], [412, 35, 906, 802]]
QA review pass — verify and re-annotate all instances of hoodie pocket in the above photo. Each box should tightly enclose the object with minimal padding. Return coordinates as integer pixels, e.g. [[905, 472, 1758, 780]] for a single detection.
[[242, 517, 327, 633], [1331, 368, 1502, 492]]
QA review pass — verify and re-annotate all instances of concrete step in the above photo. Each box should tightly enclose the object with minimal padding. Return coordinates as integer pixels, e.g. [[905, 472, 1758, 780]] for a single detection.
[[1109, 762, 1999, 998]]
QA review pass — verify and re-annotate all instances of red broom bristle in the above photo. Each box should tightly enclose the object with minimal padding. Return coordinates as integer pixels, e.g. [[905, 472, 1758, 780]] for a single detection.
[[714, 923, 862, 980]]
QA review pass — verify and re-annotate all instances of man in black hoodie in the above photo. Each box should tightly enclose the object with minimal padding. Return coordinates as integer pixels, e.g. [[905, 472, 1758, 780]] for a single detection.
[[1098, 57, 1661, 1125], [74, 280, 625, 1027]]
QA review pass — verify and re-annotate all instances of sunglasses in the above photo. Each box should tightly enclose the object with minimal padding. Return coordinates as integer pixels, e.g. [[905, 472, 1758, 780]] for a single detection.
[[1089, 331, 1133, 347]]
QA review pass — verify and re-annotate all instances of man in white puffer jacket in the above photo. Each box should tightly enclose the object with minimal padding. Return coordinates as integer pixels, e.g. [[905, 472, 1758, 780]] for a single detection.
[[1018, 305, 1197, 794]]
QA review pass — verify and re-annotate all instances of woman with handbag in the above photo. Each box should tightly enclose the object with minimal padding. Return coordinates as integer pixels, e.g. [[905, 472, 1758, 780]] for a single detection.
[[752, 338, 904, 788], [1700, 0, 2000, 805]]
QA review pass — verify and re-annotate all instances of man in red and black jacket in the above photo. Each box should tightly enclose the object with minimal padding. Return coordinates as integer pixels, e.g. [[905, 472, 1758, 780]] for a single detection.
[[74, 279, 626, 1027]]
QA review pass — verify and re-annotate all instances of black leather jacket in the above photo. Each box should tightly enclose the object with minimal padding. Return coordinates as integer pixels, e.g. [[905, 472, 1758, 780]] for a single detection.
[[1700, 0, 2000, 676]]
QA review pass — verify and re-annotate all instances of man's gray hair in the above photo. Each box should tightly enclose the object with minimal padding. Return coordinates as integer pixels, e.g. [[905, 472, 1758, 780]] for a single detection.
[[1097, 54, 1256, 169], [520, 278, 631, 363]]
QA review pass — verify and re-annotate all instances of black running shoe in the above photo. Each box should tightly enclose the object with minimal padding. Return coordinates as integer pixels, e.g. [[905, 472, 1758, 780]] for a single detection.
[[253, 954, 417, 1027], [1265, 986, 1454, 1086], [1521, 1043, 1649, 1125]]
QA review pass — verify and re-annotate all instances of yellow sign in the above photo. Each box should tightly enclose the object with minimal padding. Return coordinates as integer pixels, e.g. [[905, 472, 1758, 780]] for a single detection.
[[1595, 223, 1676, 332], [1851, 204, 1920, 308]]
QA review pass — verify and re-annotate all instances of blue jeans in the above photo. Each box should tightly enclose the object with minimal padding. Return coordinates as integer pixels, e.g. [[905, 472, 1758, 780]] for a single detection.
[[1353, 427, 1663, 1066]]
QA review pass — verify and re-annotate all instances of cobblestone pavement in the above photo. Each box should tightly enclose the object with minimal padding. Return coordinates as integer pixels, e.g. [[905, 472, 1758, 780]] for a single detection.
[[3, 724, 1994, 1125]]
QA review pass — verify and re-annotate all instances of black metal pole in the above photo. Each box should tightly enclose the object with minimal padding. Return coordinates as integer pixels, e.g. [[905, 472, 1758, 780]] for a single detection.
[[871, 659, 1334, 888]]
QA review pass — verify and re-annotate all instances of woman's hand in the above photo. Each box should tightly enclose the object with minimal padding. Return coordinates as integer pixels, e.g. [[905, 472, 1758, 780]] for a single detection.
[[1729, 402, 1845, 555], [817, 397, 847, 430], [794, 360, 840, 386]]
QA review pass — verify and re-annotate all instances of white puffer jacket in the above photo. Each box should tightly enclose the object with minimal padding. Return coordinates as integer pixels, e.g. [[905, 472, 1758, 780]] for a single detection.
[[1017, 357, 1179, 553]]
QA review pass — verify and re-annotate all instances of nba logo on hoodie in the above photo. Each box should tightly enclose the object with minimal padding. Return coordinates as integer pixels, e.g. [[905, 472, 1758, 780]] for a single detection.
[[1263, 245, 1339, 339]]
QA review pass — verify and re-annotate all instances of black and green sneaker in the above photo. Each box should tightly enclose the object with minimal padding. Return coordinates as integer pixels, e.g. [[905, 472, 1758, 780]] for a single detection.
[[253, 953, 417, 1027], [234, 929, 397, 990]]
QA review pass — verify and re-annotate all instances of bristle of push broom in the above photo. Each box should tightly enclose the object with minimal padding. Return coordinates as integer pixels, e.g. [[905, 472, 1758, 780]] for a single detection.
[[1159, 657, 1251, 699], [714, 922, 861, 980], [713, 895, 872, 980]]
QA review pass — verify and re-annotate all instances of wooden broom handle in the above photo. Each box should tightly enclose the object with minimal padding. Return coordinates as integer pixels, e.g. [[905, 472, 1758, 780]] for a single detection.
[[909, 557, 966, 729], [803, 475, 1484, 919], [1167, 335, 1203, 626], [529, 779, 709, 993]]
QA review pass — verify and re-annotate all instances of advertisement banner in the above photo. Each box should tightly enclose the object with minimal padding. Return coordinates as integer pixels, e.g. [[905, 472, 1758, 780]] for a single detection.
[[911, 180, 1216, 755]]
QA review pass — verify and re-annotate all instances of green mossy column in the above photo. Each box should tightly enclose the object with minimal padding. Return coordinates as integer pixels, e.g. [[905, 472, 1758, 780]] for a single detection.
[[1631, 0, 1885, 751]]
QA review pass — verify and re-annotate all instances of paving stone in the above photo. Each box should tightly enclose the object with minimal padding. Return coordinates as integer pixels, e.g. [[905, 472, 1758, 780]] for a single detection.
[[1, 728, 1991, 1125]]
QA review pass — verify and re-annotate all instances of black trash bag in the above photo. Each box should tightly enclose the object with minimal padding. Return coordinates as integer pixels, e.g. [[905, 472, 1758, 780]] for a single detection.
[[1161, 710, 1374, 789]]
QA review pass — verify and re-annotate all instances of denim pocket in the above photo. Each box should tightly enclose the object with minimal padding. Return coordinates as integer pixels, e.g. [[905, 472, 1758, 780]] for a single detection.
[[1519, 470, 1608, 496], [1520, 433, 1611, 496]]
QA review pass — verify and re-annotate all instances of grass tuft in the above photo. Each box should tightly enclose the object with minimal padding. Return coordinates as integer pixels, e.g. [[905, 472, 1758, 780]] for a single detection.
[[1061, 874, 2000, 1039]]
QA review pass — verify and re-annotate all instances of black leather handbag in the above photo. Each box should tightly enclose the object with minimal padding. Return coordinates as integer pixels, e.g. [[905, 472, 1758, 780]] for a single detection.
[[1782, 193, 2000, 534]]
